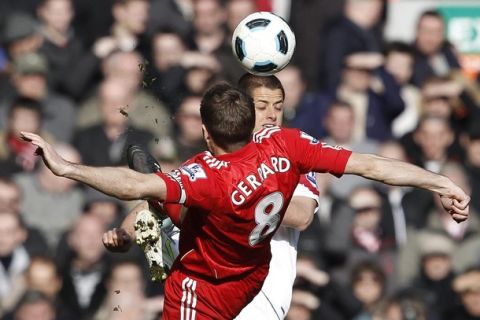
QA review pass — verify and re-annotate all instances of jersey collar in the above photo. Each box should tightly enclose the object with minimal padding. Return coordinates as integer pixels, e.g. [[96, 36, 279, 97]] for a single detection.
[[214, 141, 257, 162]]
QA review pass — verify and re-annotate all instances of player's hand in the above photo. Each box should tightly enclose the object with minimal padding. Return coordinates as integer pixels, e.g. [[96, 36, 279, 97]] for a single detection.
[[439, 182, 470, 223], [102, 228, 133, 252], [441, 195, 470, 223], [20, 132, 72, 176]]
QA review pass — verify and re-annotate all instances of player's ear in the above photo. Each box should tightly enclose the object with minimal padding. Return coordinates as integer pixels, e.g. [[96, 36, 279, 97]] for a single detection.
[[202, 125, 215, 153], [202, 125, 211, 143]]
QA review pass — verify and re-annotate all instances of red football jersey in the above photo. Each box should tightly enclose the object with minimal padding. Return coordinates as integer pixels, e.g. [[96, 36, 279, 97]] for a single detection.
[[158, 126, 351, 281]]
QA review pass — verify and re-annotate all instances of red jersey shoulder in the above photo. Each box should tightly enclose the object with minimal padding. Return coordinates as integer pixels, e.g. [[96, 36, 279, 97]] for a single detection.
[[252, 125, 282, 143], [169, 152, 225, 208], [183, 151, 230, 171], [255, 126, 322, 146]]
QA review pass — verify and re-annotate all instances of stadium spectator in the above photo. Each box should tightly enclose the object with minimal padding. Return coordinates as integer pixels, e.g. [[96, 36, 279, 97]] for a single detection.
[[73, 78, 154, 167], [225, 0, 256, 38], [1, 53, 76, 143], [292, 255, 360, 319], [448, 268, 480, 320], [2, 13, 43, 60], [8, 290, 57, 320], [420, 75, 480, 135], [0, 1, 41, 26], [408, 231, 457, 318], [147, 30, 189, 112], [215, 0, 256, 84], [36, 0, 86, 97], [420, 76, 462, 123], [92, 0, 150, 58], [76, 50, 172, 139], [183, 64, 219, 96], [170, 95, 206, 161], [339, 53, 405, 142], [145, 29, 220, 112], [0, 211, 31, 316], [375, 141, 433, 240], [317, 101, 379, 200], [325, 186, 397, 289], [292, 54, 405, 142], [83, 188, 125, 228], [93, 260, 163, 320], [407, 116, 455, 173], [288, 0, 345, 89], [276, 65, 312, 127], [350, 260, 386, 320], [56, 214, 110, 319], [189, 0, 226, 54], [22, 256, 76, 319], [322, 0, 385, 90], [384, 42, 421, 138], [146, 0, 192, 40], [14, 143, 84, 250], [398, 163, 480, 285], [0, 178, 21, 212], [0, 98, 53, 177], [373, 292, 428, 320], [0, 178, 48, 256], [463, 127, 480, 214], [411, 10, 461, 87]]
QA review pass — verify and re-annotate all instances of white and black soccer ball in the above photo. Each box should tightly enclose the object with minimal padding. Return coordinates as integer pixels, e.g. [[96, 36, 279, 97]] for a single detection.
[[231, 12, 296, 76]]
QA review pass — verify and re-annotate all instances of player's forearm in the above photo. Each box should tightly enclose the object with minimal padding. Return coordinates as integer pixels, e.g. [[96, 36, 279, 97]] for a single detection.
[[281, 197, 316, 231], [64, 164, 162, 200], [345, 153, 455, 196], [122, 201, 150, 240]]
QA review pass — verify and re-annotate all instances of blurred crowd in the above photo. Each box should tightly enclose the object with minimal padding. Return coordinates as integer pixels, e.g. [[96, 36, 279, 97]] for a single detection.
[[0, 0, 480, 319]]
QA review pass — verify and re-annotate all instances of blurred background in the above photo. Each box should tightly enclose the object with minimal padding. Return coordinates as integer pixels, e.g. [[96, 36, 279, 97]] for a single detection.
[[0, 0, 480, 319]]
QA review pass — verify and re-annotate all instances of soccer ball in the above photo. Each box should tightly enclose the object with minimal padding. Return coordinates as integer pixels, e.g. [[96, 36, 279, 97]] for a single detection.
[[231, 12, 296, 76]]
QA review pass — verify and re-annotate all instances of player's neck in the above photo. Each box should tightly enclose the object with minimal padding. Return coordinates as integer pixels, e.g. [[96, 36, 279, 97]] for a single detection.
[[209, 143, 229, 156], [209, 141, 247, 156]]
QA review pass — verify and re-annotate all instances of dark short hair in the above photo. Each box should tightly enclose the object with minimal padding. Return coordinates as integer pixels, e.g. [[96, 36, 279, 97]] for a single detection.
[[417, 9, 444, 26], [328, 100, 353, 112], [238, 73, 285, 101], [384, 41, 414, 57], [351, 260, 386, 288], [8, 97, 43, 119], [200, 82, 255, 151]]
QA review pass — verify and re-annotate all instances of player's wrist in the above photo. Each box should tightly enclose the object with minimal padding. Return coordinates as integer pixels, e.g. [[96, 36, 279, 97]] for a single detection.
[[434, 175, 456, 197], [58, 161, 76, 177]]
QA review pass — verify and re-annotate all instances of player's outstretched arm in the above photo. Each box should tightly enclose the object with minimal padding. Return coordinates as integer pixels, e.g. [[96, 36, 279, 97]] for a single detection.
[[344, 152, 470, 222], [282, 197, 316, 231], [21, 132, 167, 201]]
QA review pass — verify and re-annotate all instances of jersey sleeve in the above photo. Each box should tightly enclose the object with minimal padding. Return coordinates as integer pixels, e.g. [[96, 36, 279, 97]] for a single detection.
[[293, 172, 320, 210], [283, 128, 352, 177], [156, 160, 219, 210]]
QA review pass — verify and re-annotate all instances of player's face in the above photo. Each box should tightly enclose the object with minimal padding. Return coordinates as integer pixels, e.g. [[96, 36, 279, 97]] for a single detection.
[[251, 87, 284, 132]]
